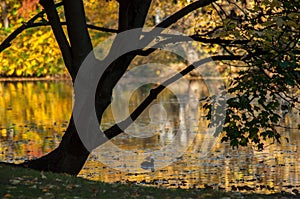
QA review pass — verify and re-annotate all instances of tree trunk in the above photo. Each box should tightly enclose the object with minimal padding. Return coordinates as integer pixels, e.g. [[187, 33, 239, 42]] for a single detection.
[[20, 0, 94, 175], [21, 0, 152, 175], [22, 117, 90, 175], [1, 0, 9, 29], [19, 0, 216, 175]]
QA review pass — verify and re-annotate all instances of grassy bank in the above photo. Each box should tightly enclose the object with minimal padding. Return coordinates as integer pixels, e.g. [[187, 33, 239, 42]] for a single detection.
[[0, 163, 298, 199]]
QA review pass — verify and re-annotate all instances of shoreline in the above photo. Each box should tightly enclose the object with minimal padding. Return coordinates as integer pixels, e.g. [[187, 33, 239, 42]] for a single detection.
[[0, 76, 71, 82], [0, 74, 226, 82], [0, 162, 298, 198]]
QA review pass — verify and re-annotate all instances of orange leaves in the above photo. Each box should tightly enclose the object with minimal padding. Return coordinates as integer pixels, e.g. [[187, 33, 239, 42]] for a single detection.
[[17, 0, 40, 19]]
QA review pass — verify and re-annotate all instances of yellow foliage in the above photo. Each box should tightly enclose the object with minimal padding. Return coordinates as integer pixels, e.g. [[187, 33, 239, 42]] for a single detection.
[[0, 27, 64, 77], [1, 129, 6, 137]]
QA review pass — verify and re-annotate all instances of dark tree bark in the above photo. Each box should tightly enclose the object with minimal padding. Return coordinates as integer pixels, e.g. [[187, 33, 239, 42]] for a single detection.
[[39, 0, 73, 77], [20, 0, 94, 175], [20, 0, 152, 175], [20, 0, 218, 175]]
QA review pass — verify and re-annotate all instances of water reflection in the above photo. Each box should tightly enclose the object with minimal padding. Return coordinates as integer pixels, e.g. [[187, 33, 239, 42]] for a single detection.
[[0, 80, 299, 194], [81, 78, 300, 194], [0, 81, 72, 162]]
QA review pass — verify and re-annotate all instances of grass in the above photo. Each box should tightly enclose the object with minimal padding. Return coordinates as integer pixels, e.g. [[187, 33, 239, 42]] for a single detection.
[[0, 163, 298, 199]]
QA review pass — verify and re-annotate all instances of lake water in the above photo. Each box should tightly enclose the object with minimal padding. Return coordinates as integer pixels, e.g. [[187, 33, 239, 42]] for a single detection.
[[0, 80, 299, 194]]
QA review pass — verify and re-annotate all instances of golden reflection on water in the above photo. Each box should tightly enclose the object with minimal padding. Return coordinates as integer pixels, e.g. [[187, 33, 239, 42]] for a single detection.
[[79, 127, 300, 194], [0, 81, 299, 194], [0, 81, 72, 161]]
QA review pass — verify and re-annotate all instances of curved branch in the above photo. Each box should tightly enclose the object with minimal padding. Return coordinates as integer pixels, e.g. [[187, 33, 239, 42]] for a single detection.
[[1, 0, 216, 54], [128, 0, 218, 53], [156, 0, 217, 29], [0, 21, 118, 53], [104, 55, 243, 139]]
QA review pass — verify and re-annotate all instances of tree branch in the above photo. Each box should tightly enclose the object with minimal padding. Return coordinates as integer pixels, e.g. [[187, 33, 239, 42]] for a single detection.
[[190, 34, 249, 45], [96, 0, 228, 139], [94, 0, 219, 126], [63, 0, 93, 77], [87, 24, 118, 33], [104, 55, 243, 139], [94, 0, 152, 122], [137, 34, 249, 57], [0, 20, 118, 54], [156, 0, 217, 29], [39, 0, 74, 79], [0, 2, 63, 53]]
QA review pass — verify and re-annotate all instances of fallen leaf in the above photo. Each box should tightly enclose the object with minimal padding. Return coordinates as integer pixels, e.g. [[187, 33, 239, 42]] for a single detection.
[[41, 171, 47, 179], [10, 179, 20, 185], [2, 193, 13, 198], [30, 185, 37, 189]]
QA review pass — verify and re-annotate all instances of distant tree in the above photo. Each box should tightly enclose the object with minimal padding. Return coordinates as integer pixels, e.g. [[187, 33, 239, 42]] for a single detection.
[[0, 0, 299, 175], [1, 0, 9, 28]]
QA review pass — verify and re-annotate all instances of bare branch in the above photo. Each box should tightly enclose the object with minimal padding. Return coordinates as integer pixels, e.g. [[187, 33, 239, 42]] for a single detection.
[[86, 24, 118, 33], [190, 34, 249, 45], [0, 20, 118, 53], [137, 33, 249, 57], [104, 55, 243, 139], [63, 0, 93, 76], [0, 2, 63, 53], [274, 125, 299, 130], [156, 0, 217, 29], [39, 0, 73, 79]]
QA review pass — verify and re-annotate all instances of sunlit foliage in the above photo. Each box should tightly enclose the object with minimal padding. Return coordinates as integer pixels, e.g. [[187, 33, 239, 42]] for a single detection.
[[0, 1, 64, 77]]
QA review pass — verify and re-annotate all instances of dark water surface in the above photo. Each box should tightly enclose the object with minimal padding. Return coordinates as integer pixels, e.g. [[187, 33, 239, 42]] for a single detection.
[[0, 80, 299, 194]]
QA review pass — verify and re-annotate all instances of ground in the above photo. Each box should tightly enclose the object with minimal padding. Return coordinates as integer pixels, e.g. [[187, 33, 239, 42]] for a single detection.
[[0, 163, 299, 199]]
